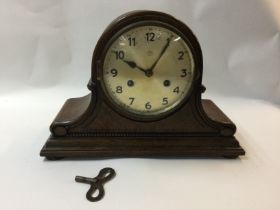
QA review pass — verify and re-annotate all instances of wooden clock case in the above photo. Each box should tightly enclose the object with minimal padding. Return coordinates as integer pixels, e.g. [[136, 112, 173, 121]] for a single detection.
[[40, 11, 245, 159]]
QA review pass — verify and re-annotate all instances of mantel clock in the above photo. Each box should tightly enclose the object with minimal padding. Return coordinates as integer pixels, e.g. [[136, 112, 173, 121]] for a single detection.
[[40, 11, 245, 159]]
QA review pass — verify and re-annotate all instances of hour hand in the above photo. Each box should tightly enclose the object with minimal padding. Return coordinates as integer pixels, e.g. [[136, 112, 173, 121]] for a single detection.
[[122, 59, 147, 74]]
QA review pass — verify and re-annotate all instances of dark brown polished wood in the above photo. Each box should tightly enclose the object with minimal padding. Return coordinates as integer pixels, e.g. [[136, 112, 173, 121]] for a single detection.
[[40, 94, 245, 159], [40, 11, 245, 159]]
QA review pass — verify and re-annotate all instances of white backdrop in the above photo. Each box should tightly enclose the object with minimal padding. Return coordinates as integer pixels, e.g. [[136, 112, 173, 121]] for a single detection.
[[1, 1, 280, 210], [1, 0, 280, 102]]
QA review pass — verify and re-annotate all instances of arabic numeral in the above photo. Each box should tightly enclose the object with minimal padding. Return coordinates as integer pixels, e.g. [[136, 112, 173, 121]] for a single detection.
[[178, 51, 184, 60], [180, 69, 187, 77], [145, 102, 152, 110], [128, 37, 136, 46], [110, 68, 118, 77], [173, 86, 180, 94], [116, 86, 123, 93], [162, 97, 168, 105], [113, 50, 124, 60], [129, 97, 135, 105], [146, 32, 155, 42]]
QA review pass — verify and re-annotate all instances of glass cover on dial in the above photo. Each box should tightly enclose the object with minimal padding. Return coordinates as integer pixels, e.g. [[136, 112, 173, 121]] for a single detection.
[[102, 24, 195, 118]]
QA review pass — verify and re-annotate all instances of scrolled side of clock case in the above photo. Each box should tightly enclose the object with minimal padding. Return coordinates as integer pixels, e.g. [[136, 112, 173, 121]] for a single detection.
[[40, 11, 245, 159]]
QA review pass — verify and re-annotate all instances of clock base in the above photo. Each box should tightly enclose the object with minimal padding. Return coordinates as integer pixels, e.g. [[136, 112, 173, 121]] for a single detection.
[[40, 98, 245, 159], [40, 136, 244, 159]]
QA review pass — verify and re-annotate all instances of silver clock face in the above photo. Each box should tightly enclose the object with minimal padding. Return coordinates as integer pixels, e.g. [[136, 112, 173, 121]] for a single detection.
[[102, 24, 195, 118]]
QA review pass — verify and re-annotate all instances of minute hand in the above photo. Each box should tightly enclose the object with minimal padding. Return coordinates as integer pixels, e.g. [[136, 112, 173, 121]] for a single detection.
[[148, 37, 171, 71]]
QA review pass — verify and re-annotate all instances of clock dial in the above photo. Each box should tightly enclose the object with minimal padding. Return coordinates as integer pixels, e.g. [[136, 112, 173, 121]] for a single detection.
[[102, 24, 195, 118]]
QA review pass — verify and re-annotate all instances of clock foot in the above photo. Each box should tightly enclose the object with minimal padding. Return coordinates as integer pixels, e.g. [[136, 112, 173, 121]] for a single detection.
[[45, 157, 64, 161], [223, 155, 238, 159], [40, 136, 245, 159]]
